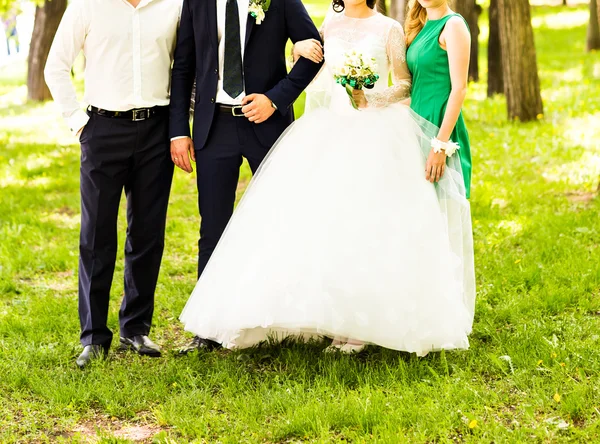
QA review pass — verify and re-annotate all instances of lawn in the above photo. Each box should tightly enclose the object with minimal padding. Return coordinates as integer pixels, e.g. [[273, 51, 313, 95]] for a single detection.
[[1, 1, 600, 442]]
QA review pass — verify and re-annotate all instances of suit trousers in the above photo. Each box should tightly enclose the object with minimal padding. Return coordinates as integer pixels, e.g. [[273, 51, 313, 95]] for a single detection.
[[78, 109, 174, 348], [195, 110, 270, 278]]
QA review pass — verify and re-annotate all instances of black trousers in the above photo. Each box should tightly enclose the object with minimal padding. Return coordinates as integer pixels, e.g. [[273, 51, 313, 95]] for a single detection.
[[78, 110, 174, 348], [195, 111, 270, 278]]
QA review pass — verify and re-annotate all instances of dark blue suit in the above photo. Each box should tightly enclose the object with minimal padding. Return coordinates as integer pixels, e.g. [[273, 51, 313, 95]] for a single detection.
[[169, 0, 322, 277]]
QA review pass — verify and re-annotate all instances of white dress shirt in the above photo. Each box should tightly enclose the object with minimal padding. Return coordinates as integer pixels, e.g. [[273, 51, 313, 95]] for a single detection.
[[216, 0, 249, 105], [44, 0, 182, 134]]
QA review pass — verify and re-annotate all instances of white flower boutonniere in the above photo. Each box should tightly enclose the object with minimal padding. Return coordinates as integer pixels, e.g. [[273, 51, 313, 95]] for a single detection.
[[249, 0, 270, 25]]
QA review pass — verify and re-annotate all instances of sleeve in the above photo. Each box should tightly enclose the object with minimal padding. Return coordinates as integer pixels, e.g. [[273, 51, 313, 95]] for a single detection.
[[290, 6, 331, 65], [264, 0, 323, 116], [44, 1, 89, 133], [169, 0, 196, 139], [364, 22, 412, 108]]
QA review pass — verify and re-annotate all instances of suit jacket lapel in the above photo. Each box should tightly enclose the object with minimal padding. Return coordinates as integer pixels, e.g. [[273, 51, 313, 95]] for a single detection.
[[208, 0, 218, 51], [245, 13, 255, 49]]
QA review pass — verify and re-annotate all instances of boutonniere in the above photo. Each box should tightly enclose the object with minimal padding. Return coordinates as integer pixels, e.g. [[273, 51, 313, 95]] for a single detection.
[[249, 0, 270, 25]]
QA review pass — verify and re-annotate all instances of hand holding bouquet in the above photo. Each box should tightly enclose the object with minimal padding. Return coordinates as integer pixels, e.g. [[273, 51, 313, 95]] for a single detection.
[[333, 51, 380, 110]]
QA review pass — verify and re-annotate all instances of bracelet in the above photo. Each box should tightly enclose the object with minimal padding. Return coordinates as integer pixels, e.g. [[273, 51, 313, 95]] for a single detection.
[[431, 137, 460, 158]]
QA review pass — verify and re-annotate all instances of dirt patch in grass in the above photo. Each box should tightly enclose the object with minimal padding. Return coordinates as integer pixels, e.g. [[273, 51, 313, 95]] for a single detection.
[[57, 206, 78, 217], [68, 417, 166, 443], [565, 191, 597, 204]]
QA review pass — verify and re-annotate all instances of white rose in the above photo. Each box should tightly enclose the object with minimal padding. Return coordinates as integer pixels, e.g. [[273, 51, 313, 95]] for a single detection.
[[255, 9, 265, 24], [249, 5, 266, 24]]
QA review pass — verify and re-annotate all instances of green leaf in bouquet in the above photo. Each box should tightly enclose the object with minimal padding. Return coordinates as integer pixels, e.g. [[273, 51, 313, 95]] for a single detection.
[[345, 84, 358, 110]]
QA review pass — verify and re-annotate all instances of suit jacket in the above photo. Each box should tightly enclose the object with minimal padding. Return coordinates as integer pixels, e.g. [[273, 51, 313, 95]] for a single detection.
[[169, 0, 323, 149]]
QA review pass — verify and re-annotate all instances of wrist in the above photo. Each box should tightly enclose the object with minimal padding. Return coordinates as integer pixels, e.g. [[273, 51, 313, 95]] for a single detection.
[[266, 95, 278, 112], [431, 137, 459, 157]]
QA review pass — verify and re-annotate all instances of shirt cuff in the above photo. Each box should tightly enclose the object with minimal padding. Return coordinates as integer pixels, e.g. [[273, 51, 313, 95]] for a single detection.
[[171, 136, 190, 141], [67, 109, 90, 135]]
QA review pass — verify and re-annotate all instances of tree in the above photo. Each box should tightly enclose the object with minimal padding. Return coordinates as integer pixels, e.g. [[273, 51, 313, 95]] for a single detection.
[[587, 0, 600, 52], [497, 0, 543, 121], [487, 0, 503, 96], [27, 0, 67, 101], [598, 0, 600, 34], [454, 0, 482, 82], [389, 0, 407, 24]]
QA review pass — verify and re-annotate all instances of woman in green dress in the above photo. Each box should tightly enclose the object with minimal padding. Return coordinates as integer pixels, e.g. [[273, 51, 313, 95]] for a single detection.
[[405, 0, 472, 198]]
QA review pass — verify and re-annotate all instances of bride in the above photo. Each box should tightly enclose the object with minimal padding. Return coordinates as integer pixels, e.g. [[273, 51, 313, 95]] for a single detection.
[[180, 0, 476, 356]]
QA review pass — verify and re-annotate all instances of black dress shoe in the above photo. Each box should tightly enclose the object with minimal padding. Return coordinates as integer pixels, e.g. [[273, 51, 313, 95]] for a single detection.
[[178, 336, 222, 355], [120, 335, 161, 357], [76, 345, 108, 369]]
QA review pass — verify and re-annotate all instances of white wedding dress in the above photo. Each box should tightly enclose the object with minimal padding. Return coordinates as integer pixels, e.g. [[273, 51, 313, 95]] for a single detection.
[[180, 12, 476, 356]]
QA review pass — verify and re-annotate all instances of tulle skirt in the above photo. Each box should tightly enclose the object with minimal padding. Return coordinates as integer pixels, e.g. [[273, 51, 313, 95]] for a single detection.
[[180, 104, 476, 356]]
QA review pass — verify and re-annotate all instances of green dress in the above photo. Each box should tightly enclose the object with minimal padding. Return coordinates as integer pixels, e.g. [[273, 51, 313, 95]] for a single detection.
[[407, 13, 472, 198]]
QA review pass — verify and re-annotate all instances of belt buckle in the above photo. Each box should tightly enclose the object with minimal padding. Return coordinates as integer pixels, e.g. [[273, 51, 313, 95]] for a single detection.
[[231, 105, 244, 117], [132, 109, 149, 121]]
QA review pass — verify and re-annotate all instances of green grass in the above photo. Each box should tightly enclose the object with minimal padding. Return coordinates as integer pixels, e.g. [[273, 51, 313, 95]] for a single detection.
[[1, 2, 600, 442]]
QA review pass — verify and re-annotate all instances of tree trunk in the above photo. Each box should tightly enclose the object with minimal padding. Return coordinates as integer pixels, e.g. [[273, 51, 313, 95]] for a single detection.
[[27, 0, 67, 101], [454, 0, 481, 82], [487, 0, 504, 96], [497, 0, 543, 121], [587, 0, 600, 51], [376, 0, 387, 16], [390, 0, 408, 24]]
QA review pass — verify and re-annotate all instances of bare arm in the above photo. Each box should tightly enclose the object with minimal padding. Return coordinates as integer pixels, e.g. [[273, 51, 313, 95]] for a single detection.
[[438, 16, 470, 142], [424, 16, 470, 184]]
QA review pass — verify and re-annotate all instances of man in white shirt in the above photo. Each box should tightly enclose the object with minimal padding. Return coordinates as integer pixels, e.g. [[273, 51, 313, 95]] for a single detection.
[[44, 0, 181, 368]]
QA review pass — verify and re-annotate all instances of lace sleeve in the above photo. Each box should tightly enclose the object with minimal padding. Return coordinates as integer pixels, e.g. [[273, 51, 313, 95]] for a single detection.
[[365, 22, 412, 108]]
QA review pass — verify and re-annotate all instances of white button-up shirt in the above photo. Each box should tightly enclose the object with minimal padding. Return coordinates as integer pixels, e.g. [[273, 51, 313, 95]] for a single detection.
[[216, 0, 249, 105], [44, 0, 182, 133]]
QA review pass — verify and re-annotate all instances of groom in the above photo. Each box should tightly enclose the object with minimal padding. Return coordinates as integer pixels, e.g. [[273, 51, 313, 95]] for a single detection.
[[170, 0, 322, 352]]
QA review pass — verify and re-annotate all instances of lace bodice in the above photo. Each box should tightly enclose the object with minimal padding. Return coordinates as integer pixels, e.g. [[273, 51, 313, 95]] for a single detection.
[[321, 12, 411, 110]]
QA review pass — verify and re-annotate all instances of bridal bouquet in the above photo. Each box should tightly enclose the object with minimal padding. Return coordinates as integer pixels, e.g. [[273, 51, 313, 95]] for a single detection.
[[333, 51, 380, 110]]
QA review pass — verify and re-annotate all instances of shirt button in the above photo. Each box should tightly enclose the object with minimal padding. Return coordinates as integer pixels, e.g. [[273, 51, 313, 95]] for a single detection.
[[214, 69, 218, 74], [211, 98, 215, 103]]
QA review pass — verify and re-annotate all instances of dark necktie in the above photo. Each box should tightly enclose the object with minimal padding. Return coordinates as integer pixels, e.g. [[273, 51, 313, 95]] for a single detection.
[[223, 0, 244, 98]]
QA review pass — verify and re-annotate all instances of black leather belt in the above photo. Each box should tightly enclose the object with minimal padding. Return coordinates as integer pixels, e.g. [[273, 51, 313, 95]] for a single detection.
[[218, 104, 245, 117], [88, 106, 167, 121]]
